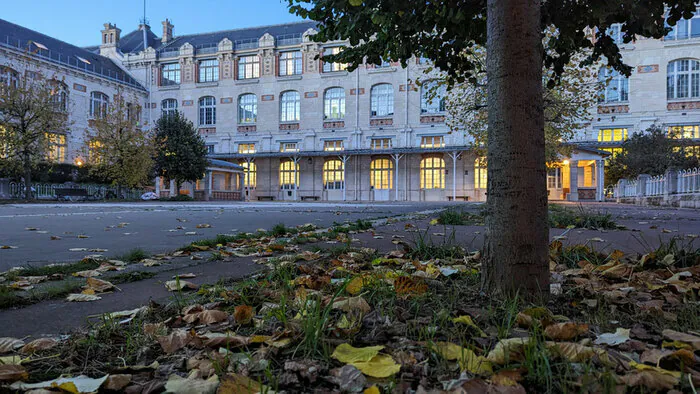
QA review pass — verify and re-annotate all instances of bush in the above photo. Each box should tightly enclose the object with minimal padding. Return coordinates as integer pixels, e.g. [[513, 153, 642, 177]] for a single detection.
[[169, 195, 194, 201]]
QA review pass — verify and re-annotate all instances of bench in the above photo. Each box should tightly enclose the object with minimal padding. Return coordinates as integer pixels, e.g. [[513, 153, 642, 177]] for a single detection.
[[55, 188, 91, 201], [447, 195, 469, 201], [257, 195, 275, 201], [301, 196, 320, 201]]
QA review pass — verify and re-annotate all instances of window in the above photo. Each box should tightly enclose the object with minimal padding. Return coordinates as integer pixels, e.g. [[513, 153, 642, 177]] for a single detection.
[[50, 81, 68, 112], [0, 67, 19, 88], [420, 156, 445, 189], [280, 142, 299, 152], [597, 128, 628, 142], [199, 96, 216, 126], [322, 47, 347, 72], [323, 140, 344, 151], [474, 158, 487, 189], [547, 168, 562, 189], [669, 125, 700, 139], [370, 84, 394, 117], [199, 59, 219, 82], [87, 140, 103, 164], [370, 158, 393, 190], [601, 147, 623, 157], [598, 67, 629, 103], [126, 102, 141, 123], [606, 24, 623, 45], [238, 55, 260, 79], [279, 51, 302, 76], [206, 145, 215, 154], [371, 138, 392, 150], [665, 16, 700, 40], [90, 91, 109, 118], [45, 133, 66, 162], [279, 160, 299, 190], [238, 143, 256, 154], [668, 59, 700, 99], [420, 135, 445, 148], [324, 87, 345, 119], [280, 91, 300, 122], [240, 161, 257, 188], [161, 99, 178, 117], [161, 63, 180, 86], [421, 80, 447, 114], [324, 159, 344, 190], [238, 94, 257, 124]]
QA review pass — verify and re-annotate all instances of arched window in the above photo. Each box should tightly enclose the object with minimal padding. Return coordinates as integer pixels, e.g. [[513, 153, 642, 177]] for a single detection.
[[420, 156, 445, 189], [279, 160, 299, 190], [161, 99, 178, 117], [668, 59, 700, 100], [238, 94, 257, 124], [324, 87, 345, 119], [598, 67, 629, 103], [323, 159, 344, 190], [280, 91, 300, 122], [474, 158, 487, 189], [0, 67, 18, 88], [90, 91, 109, 118], [50, 81, 68, 112], [421, 80, 447, 114], [239, 161, 257, 189], [370, 158, 393, 190], [199, 96, 216, 125], [370, 83, 394, 117]]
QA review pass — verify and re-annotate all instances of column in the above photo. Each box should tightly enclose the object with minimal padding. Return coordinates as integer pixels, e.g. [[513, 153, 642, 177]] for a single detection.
[[205, 170, 213, 201], [169, 179, 176, 196], [238, 173, 245, 201], [447, 151, 461, 201], [391, 153, 403, 201], [596, 160, 605, 201], [637, 174, 651, 197], [568, 160, 579, 201], [155, 177, 161, 195]]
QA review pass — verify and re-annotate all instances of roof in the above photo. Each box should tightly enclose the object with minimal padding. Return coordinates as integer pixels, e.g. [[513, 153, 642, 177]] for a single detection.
[[118, 26, 160, 54], [208, 158, 244, 171], [0, 18, 145, 90]]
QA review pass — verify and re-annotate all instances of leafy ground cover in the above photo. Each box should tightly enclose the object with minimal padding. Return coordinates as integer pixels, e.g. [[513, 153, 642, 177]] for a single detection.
[[0, 214, 699, 393]]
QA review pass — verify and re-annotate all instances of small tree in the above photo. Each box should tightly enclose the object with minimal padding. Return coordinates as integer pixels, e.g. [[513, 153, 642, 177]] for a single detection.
[[0, 64, 70, 200], [153, 111, 208, 193], [606, 125, 700, 185], [84, 92, 153, 194]]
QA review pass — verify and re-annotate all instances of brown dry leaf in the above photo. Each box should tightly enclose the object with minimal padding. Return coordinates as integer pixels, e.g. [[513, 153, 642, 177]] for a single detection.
[[186, 310, 229, 325], [196, 223, 212, 228], [233, 305, 254, 325], [164, 373, 219, 394], [394, 276, 428, 297], [332, 296, 372, 314], [662, 329, 700, 350], [544, 322, 589, 340], [157, 330, 192, 354], [0, 364, 28, 382], [73, 269, 101, 278], [620, 370, 678, 390], [165, 280, 199, 291], [217, 373, 263, 394], [545, 342, 611, 364], [104, 374, 132, 391], [659, 349, 696, 370], [84, 277, 115, 293], [66, 293, 101, 302], [20, 338, 57, 354], [201, 333, 250, 348]]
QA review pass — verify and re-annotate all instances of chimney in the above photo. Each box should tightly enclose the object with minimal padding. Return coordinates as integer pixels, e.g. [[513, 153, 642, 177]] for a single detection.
[[100, 23, 121, 56], [162, 19, 174, 44]]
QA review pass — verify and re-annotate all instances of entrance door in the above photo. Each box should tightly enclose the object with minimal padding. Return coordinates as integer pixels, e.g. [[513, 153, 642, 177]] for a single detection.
[[370, 158, 393, 202]]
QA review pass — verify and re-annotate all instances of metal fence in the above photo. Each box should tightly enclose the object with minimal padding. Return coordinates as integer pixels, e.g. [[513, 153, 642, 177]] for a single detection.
[[615, 166, 700, 198], [7, 182, 146, 200], [615, 179, 638, 198], [646, 175, 666, 196], [678, 167, 700, 194]]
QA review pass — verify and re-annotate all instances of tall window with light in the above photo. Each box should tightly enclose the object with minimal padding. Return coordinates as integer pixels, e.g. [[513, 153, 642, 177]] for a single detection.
[[324, 87, 345, 120], [474, 158, 487, 189], [279, 160, 299, 190], [238, 94, 257, 124], [370, 158, 393, 190], [323, 160, 344, 190], [280, 91, 300, 122], [370, 84, 394, 117]]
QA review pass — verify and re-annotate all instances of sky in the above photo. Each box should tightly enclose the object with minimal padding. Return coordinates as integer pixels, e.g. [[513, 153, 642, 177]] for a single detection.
[[2, 0, 304, 47]]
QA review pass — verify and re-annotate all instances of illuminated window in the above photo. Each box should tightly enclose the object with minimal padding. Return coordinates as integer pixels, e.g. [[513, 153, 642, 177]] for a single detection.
[[90, 91, 109, 118], [238, 94, 257, 124], [239, 161, 257, 189], [45, 133, 66, 162], [420, 156, 445, 189], [598, 67, 629, 103], [279, 160, 299, 190], [323, 159, 344, 190], [322, 47, 347, 72], [601, 147, 623, 157], [547, 168, 562, 189], [370, 83, 394, 117], [420, 135, 445, 148], [421, 80, 447, 113], [667, 59, 700, 99], [371, 138, 392, 150], [474, 158, 487, 189], [161, 99, 178, 117], [161, 63, 180, 86], [88, 140, 104, 164], [668, 125, 700, 139], [238, 55, 260, 79], [323, 140, 344, 151], [238, 143, 256, 154], [198, 59, 219, 82], [280, 91, 300, 122], [279, 51, 302, 76], [199, 96, 216, 126], [370, 158, 393, 190], [280, 142, 299, 152], [597, 128, 628, 142], [324, 87, 345, 119]]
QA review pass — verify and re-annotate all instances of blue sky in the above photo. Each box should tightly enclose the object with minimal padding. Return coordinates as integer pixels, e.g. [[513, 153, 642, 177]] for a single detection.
[[2, 0, 303, 47]]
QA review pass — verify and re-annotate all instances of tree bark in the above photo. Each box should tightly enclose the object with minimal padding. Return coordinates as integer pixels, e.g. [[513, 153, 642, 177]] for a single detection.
[[483, 0, 549, 297]]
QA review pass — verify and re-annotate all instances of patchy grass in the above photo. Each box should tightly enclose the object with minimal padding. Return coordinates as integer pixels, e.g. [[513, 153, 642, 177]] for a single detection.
[[5, 259, 101, 281], [407, 227, 466, 260], [436, 208, 484, 225], [116, 248, 148, 263], [108, 271, 157, 284], [0, 278, 83, 309], [548, 205, 617, 229]]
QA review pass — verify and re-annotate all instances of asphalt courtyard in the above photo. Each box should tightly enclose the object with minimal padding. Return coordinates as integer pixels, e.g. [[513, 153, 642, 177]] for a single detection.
[[0, 201, 452, 271]]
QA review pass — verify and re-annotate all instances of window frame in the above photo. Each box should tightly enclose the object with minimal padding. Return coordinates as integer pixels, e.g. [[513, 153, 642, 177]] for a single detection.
[[89, 91, 109, 119], [198, 96, 217, 126], [420, 135, 446, 149], [322, 47, 347, 73], [598, 67, 630, 103], [198, 59, 219, 83], [420, 80, 447, 114], [161, 63, 181, 86], [370, 158, 394, 190], [324, 87, 346, 120], [237, 55, 260, 80], [420, 156, 446, 190], [323, 159, 345, 190], [667, 59, 700, 100], [161, 98, 178, 117], [323, 140, 344, 152], [665, 15, 700, 41], [238, 143, 256, 154], [238, 93, 258, 124], [279, 159, 300, 190], [279, 51, 303, 76], [50, 81, 68, 112], [371, 138, 392, 150], [474, 158, 487, 190], [370, 83, 394, 118], [280, 90, 301, 122], [45, 132, 66, 162]]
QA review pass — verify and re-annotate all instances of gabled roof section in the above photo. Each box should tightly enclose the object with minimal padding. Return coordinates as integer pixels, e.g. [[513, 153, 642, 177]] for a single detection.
[[0, 18, 145, 91], [119, 27, 160, 54]]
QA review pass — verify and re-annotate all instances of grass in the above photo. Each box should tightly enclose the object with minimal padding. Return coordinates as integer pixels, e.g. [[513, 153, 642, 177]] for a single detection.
[[548, 205, 617, 229], [407, 227, 466, 260], [116, 248, 148, 263], [5, 259, 101, 281], [436, 208, 484, 225], [108, 271, 157, 284], [0, 279, 83, 309]]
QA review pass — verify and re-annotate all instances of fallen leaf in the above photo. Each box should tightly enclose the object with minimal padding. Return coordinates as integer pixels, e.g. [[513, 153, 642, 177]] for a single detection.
[[233, 305, 254, 324], [365, 386, 381, 394], [66, 293, 101, 302], [165, 280, 199, 291], [104, 374, 131, 391], [164, 373, 219, 394], [332, 297, 372, 314], [487, 338, 531, 364], [0, 364, 27, 382], [394, 276, 428, 297], [73, 269, 101, 278], [0, 338, 24, 354], [433, 342, 492, 375], [662, 329, 700, 350], [184, 309, 229, 325], [345, 276, 364, 295], [157, 330, 191, 354], [217, 373, 264, 394], [332, 344, 384, 363], [620, 370, 678, 391], [453, 315, 487, 337], [351, 354, 401, 378], [20, 338, 57, 354], [544, 322, 589, 340], [594, 328, 630, 346], [84, 277, 115, 293], [10, 375, 109, 393]]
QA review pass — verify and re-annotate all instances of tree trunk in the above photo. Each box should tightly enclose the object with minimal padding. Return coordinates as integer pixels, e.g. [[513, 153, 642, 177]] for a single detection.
[[23, 153, 33, 202], [483, 0, 549, 297]]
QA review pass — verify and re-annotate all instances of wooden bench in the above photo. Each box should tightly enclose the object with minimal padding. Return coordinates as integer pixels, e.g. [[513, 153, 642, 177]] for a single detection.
[[257, 195, 275, 201], [301, 196, 320, 201], [55, 188, 91, 201], [447, 195, 469, 201]]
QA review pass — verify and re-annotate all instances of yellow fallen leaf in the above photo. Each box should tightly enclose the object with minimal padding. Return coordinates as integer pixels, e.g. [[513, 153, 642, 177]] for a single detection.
[[487, 338, 531, 364], [365, 386, 381, 394], [352, 354, 401, 378], [433, 342, 492, 375], [629, 361, 682, 378], [544, 322, 589, 340], [452, 315, 486, 337], [429, 219, 439, 225], [332, 343, 383, 363], [346, 276, 364, 295]]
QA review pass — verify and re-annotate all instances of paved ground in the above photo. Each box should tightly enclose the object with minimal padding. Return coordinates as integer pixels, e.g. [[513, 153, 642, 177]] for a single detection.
[[0, 201, 451, 271]]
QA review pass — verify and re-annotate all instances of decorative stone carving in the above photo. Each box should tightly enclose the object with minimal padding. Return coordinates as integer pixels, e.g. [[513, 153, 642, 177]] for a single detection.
[[218, 38, 233, 52], [420, 115, 446, 124], [238, 125, 257, 132], [370, 118, 393, 126], [261, 48, 275, 76], [304, 91, 318, 98], [180, 56, 195, 83], [259, 33, 275, 48], [667, 101, 700, 111], [199, 127, 216, 135], [219, 53, 233, 79], [637, 64, 659, 73], [279, 123, 300, 130], [350, 88, 365, 95], [179, 42, 194, 56], [323, 121, 345, 129]]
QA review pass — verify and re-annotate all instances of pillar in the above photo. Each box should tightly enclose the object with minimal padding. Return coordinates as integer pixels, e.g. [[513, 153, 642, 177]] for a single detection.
[[567, 160, 579, 201], [155, 177, 161, 195], [238, 173, 245, 201], [596, 159, 605, 201], [204, 170, 212, 201], [637, 174, 651, 198], [169, 179, 175, 196]]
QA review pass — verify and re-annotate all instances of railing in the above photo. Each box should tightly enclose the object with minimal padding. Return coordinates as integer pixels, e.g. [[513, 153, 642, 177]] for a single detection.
[[276, 34, 303, 46], [646, 175, 666, 196], [7, 182, 146, 200], [678, 167, 700, 193], [197, 46, 218, 55], [158, 48, 180, 58], [235, 38, 259, 50], [615, 179, 638, 198], [0, 34, 143, 89]]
